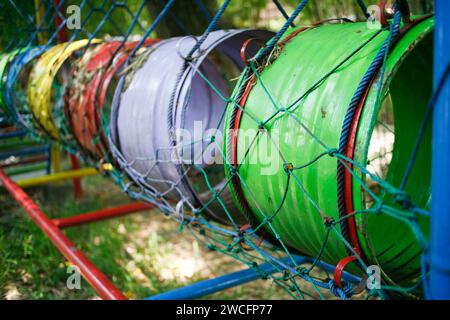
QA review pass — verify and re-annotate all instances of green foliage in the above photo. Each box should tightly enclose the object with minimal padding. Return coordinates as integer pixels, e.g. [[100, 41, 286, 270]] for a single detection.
[[0, 0, 435, 50], [0, 175, 290, 299], [64, 0, 151, 39], [223, 0, 268, 27], [224, 0, 433, 28], [0, 1, 37, 51]]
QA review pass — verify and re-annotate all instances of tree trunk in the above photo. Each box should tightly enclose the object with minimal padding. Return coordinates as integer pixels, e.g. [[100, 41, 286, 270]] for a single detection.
[[145, 0, 219, 38]]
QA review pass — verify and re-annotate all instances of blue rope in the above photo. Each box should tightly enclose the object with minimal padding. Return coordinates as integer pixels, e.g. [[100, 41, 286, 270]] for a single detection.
[[7, 0, 34, 25], [3, 0, 431, 300], [158, 0, 191, 35], [194, 0, 212, 23], [328, 280, 354, 300], [336, 3, 402, 247], [254, 0, 309, 62], [357, 0, 370, 18], [124, 0, 176, 64], [109, 0, 147, 61], [272, 0, 295, 27], [401, 62, 450, 190], [4, 46, 46, 124], [186, 0, 231, 60]]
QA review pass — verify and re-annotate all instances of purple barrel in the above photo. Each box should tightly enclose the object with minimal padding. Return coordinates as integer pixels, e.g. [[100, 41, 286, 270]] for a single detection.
[[110, 29, 273, 225]]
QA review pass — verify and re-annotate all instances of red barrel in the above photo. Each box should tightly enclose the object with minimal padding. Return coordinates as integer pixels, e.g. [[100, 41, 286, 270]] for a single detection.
[[65, 39, 158, 161]]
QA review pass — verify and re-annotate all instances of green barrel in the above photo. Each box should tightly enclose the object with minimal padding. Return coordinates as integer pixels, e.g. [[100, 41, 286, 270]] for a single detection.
[[0, 50, 19, 120], [224, 17, 434, 287], [0, 52, 12, 116]]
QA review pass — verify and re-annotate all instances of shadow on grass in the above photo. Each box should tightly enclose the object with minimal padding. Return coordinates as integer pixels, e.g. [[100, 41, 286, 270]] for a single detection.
[[0, 174, 291, 300]]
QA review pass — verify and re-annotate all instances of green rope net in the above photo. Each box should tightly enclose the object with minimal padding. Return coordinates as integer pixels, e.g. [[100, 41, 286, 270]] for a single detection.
[[0, 0, 437, 300]]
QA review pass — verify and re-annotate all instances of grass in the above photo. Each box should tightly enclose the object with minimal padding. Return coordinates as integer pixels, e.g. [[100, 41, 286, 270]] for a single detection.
[[0, 173, 292, 300]]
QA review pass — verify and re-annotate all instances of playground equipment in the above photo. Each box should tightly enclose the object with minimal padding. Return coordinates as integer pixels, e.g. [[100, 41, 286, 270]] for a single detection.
[[65, 39, 159, 161], [0, 0, 448, 300], [110, 29, 273, 225], [224, 16, 433, 287]]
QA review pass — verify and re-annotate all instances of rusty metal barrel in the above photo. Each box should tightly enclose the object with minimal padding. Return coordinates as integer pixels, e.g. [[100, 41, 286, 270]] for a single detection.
[[110, 29, 273, 225], [224, 18, 434, 286]]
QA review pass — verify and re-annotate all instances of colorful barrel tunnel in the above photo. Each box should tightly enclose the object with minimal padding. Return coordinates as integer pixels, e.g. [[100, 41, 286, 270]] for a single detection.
[[0, 13, 436, 297]]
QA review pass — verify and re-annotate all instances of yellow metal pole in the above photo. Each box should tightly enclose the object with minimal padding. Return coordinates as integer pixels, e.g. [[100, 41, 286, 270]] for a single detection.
[[34, 0, 48, 45], [50, 144, 62, 173], [15, 168, 98, 188]]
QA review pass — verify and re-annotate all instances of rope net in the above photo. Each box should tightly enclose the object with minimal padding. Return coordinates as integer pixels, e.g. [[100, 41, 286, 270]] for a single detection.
[[0, 0, 438, 299]]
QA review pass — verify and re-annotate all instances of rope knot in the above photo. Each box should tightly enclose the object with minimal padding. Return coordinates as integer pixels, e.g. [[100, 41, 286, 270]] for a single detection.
[[239, 224, 252, 235], [258, 122, 266, 132], [264, 216, 273, 224], [328, 279, 353, 300], [394, 191, 413, 210], [328, 148, 338, 157], [296, 266, 308, 275], [228, 164, 237, 176], [374, 202, 384, 215], [261, 272, 270, 280], [323, 216, 335, 228], [283, 162, 294, 174]]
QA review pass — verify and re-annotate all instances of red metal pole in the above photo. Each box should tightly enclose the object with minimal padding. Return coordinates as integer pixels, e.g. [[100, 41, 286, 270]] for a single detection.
[[69, 154, 83, 199], [53, 0, 68, 43], [52, 0, 82, 200], [0, 125, 16, 132], [0, 169, 127, 300], [53, 202, 154, 229]]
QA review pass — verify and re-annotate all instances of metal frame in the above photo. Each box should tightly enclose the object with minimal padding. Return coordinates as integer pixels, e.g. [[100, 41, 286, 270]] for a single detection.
[[148, 257, 361, 300], [0, 126, 51, 174], [0, 0, 448, 301], [429, 0, 450, 300], [0, 169, 127, 300], [0, 167, 361, 300], [0, 129, 362, 300], [0, 126, 95, 194]]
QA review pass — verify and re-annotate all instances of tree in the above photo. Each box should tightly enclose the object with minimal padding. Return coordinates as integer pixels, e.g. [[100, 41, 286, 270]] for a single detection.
[[145, 0, 220, 37]]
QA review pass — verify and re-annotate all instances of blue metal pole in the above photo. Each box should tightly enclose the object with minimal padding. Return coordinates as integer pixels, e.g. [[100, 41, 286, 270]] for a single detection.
[[429, 0, 450, 300], [0, 146, 49, 161], [0, 129, 27, 140], [146, 257, 307, 300], [45, 144, 52, 174], [146, 256, 361, 300]]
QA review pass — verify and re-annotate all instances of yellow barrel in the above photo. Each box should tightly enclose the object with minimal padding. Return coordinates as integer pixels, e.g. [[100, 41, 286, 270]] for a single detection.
[[27, 39, 101, 139]]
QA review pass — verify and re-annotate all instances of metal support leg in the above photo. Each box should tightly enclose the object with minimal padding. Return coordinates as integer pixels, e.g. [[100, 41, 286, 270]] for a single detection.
[[0, 169, 127, 300], [69, 154, 83, 199], [52, 202, 154, 229], [429, 0, 450, 300], [147, 256, 361, 300]]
